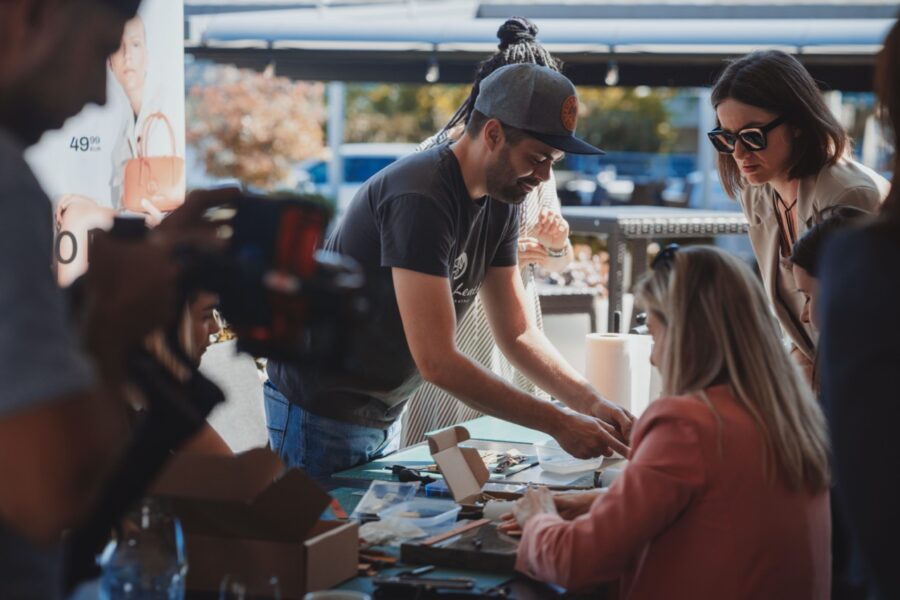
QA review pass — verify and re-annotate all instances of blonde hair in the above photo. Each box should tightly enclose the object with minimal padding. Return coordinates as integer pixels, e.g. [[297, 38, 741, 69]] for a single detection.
[[635, 246, 830, 492]]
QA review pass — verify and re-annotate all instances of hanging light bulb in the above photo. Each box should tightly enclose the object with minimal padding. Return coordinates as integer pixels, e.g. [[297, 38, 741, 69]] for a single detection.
[[425, 56, 440, 83], [604, 60, 619, 86]]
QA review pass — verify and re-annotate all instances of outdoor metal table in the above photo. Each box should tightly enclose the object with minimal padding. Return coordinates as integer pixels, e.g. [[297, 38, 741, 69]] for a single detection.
[[538, 285, 599, 333], [562, 206, 749, 331]]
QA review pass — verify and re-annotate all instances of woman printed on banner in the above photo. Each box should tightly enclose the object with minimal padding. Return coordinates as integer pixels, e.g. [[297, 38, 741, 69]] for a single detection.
[[56, 14, 183, 285]]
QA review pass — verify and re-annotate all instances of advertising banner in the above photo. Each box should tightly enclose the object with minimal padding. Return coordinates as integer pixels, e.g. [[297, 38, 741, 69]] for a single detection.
[[25, 0, 186, 286]]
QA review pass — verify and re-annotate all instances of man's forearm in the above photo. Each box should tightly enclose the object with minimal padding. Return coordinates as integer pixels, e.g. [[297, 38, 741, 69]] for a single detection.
[[424, 350, 567, 436], [495, 326, 598, 415]]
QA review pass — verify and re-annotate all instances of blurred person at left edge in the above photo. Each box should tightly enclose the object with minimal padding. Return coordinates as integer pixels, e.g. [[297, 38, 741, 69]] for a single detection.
[[0, 0, 221, 598]]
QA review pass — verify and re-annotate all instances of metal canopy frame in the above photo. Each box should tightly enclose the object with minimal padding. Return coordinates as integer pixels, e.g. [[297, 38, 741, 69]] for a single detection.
[[185, 3, 895, 90]]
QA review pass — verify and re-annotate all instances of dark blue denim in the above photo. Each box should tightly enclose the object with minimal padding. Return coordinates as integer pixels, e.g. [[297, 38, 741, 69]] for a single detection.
[[262, 380, 400, 482]]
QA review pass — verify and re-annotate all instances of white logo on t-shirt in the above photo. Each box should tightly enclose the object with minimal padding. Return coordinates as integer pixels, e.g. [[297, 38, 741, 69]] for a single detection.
[[452, 252, 468, 280]]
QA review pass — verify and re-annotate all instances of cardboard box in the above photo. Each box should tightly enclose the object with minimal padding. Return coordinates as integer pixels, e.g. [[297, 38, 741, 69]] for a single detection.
[[426, 426, 522, 507], [398, 427, 521, 573], [152, 448, 358, 599]]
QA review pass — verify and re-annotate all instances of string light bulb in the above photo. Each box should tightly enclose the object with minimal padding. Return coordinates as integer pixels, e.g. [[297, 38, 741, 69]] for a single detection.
[[425, 56, 440, 83], [605, 60, 619, 86]]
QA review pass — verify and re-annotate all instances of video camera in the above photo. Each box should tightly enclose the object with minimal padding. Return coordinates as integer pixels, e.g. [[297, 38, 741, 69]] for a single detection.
[[65, 192, 368, 591], [187, 192, 368, 367]]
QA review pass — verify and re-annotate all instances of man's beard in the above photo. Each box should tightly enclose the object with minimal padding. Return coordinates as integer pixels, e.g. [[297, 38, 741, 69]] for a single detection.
[[485, 147, 536, 206]]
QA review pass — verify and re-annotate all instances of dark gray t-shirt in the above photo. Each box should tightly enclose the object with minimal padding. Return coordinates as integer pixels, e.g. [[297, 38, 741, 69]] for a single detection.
[[268, 143, 519, 428], [0, 129, 94, 598]]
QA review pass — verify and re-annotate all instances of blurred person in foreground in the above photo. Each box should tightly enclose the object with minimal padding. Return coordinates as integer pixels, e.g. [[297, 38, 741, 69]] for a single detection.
[[0, 0, 219, 597], [506, 246, 830, 599], [787, 206, 870, 600], [403, 17, 574, 446], [819, 16, 900, 600]]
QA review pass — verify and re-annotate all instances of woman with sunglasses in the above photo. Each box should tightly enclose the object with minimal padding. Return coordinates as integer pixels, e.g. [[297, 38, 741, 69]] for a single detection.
[[709, 50, 889, 381], [506, 246, 831, 598]]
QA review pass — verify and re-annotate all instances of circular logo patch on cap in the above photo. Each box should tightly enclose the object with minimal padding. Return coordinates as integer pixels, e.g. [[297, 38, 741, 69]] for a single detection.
[[561, 96, 578, 132]]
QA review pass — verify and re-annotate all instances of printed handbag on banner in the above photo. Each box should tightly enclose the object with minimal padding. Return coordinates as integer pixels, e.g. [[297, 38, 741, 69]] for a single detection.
[[122, 111, 185, 213]]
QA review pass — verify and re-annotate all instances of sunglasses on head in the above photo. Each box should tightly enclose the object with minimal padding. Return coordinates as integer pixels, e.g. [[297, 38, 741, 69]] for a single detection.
[[707, 115, 786, 154], [651, 243, 680, 271]]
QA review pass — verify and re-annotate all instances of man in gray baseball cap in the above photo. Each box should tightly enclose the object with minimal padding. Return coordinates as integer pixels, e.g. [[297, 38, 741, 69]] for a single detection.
[[475, 63, 605, 156], [266, 63, 632, 481]]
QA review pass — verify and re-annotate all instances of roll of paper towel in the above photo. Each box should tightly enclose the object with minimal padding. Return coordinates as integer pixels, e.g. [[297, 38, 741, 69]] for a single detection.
[[585, 333, 655, 417]]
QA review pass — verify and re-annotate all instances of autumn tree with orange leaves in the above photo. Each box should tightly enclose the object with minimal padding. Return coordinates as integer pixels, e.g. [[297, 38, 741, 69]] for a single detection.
[[187, 64, 326, 190]]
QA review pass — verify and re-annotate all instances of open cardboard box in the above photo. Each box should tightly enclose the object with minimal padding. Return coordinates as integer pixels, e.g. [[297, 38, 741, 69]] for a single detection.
[[396, 427, 522, 573], [426, 426, 524, 509], [151, 448, 358, 599]]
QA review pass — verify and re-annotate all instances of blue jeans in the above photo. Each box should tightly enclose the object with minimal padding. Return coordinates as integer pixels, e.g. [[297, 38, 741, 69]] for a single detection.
[[263, 380, 400, 482]]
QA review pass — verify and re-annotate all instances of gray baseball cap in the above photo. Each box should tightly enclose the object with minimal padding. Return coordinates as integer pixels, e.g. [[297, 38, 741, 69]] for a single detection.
[[473, 63, 604, 155]]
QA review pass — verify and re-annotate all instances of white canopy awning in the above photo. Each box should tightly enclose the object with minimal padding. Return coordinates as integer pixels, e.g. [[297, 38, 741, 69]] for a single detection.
[[185, 2, 896, 89]]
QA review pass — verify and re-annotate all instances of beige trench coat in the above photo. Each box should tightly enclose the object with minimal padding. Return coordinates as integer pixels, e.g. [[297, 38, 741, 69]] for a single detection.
[[739, 159, 889, 361]]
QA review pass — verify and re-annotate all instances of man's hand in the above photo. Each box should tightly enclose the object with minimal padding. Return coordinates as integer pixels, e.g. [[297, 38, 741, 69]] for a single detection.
[[154, 187, 241, 251], [551, 408, 630, 458], [82, 233, 179, 378], [532, 207, 570, 251], [587, 398, 635, 445]]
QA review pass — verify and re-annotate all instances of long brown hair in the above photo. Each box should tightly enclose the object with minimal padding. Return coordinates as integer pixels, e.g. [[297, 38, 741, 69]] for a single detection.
[[711, 51, 848, 199], [635, 247, 830, 492], [876, 18, 900, 216]]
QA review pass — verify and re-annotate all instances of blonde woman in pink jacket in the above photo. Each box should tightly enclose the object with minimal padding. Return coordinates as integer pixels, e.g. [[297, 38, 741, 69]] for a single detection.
[[507, 245, 831, 599]]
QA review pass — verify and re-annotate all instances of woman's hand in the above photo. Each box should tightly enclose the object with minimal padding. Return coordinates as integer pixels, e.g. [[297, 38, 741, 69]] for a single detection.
[[55, 194, 118, 286], [498, 487, 557, 536], [498, 489, 601, 535], [518, 236, 550, 266], [554, 491, 603, 520], [532, 207, 570, 252], [56, 194, 114, 231], [513, 486, 558, 528]]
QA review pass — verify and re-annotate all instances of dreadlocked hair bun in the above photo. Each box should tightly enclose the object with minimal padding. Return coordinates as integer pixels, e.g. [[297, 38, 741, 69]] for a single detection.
[[497, 17, 538, 50]]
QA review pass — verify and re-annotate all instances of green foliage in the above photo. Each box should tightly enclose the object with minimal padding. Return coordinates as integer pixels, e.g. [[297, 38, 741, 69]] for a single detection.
[[344, 83, 469, 143], [343, 83, 675, 153], [572, 87, 676, 153]]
